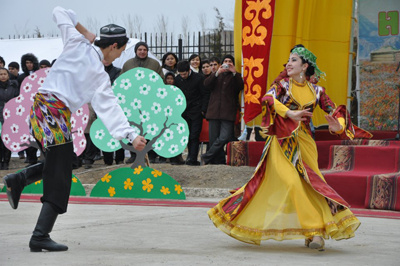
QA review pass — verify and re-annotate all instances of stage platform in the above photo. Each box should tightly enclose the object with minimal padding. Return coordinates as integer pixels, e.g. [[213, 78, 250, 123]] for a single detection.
[[227, 130, 400, 211]]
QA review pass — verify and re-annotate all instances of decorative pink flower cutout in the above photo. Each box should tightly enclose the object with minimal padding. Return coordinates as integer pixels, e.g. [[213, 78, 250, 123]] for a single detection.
[[1, 68, 89, 156]]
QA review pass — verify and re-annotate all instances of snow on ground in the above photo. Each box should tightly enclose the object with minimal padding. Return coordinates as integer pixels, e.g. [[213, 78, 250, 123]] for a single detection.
[[0, 37, 160, 71]]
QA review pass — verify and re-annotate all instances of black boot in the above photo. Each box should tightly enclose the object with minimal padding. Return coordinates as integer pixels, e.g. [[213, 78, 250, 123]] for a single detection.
[[2, 162, 44, 209], [29, 202, 68, 252]]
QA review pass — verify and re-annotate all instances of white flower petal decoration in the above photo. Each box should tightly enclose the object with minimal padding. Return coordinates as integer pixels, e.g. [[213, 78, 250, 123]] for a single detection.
[[139, 111, 150, 123], [153, 139, 165, 151], [146, 123, 159, 136], [131, 99, 142, 110], [139, 84, 151, 95], [177, 123, 186, 134], [95, 129, 105, 140], [156, 88, 167, 99], [135, 70, 145, 80], [163, 129, 174, 141], [120, 79, 132, 90], [151, 102, 161, 114], [164, 106, 173, 117]]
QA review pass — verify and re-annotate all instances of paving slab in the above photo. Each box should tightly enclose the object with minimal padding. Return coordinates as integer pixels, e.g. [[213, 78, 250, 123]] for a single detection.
[[0, 200, 399, 266]]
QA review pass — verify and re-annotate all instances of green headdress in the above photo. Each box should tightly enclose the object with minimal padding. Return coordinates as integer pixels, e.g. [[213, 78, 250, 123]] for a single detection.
[[291, 47, 326, 80]]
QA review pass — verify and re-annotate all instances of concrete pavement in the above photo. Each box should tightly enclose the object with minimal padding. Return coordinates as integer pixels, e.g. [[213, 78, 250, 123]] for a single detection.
[[0, 199, 399, 266]]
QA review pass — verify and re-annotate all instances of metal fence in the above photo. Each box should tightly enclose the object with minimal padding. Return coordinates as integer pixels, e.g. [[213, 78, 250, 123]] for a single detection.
[[2, 31, 235, 62], [127, 31, 235, 61]]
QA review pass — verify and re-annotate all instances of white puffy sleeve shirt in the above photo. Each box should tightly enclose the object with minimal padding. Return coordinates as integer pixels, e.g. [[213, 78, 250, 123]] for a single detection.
[[39, 6, 137, 142]]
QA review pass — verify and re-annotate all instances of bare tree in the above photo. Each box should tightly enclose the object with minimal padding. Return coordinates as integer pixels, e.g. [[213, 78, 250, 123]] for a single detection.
[[85, 17, 100, 35], [14, 20, 30, 37], [154, 14, 169, 51], [107, 15, 119, 25], [122, 14, 134, 38], [198, 12, 207, 33], [155, 14, 169, 33], [34, 26, 42, 38], [224, 8, 234, 30], [181, 16, 190, 45], [133, 15, 143, 38]]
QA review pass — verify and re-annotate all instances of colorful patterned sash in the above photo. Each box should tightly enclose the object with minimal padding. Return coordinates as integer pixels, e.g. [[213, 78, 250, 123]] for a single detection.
[[29, 93, 72, 149]]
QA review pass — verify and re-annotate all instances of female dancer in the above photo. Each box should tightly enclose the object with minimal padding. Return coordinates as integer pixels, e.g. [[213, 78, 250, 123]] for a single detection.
[[208, 46, 368, 251]]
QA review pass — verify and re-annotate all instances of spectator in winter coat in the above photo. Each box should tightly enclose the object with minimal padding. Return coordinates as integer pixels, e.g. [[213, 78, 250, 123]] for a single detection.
[[201, 55, 244, 165], [7, 61, 26, 160], [164, 71, 175, 85], [8, 62, 21, 82], [174, 60, 205, 165], [161, 52, 178, 75], [20, 53, 39, 81], [121, 41, 164, 79], [0, 56, 5, 68], [0, 68, 19, 169], [201, 59, 212, 117], [39, 59, 51, 69], [209, 57, 221, 73], [20, 53, 40, 165], [189, 54, 202, 74]]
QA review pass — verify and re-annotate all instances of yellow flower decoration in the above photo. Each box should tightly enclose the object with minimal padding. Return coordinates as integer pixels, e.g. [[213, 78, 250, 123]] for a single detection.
[[151, 169, 162, 177], [142, 178, 153, 192], [101, 173, 112, 183], [134, 165, 143, 175], [174, 185, 183, 194], [124, 178, 134, 190], [34, 180, 42, 185], [108, 186, 116, 197], [72, 177, 78, 183], [160, 186, 170, 195]]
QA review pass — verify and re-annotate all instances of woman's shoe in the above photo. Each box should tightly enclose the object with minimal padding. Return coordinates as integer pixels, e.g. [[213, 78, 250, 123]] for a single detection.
[[309, 236, 325, 251], [304, 237, 312, 247]]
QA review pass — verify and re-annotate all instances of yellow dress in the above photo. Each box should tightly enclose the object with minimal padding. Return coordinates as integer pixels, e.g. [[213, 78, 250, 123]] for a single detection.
[[208, 79, 360, 245]]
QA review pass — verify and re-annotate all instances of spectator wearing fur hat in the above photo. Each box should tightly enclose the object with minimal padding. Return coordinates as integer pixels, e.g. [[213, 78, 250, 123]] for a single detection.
[[20, 53, 40, 165], [201, 54, 244, 165], [20, 53, 39, 81], [121, 41, 164, 164]]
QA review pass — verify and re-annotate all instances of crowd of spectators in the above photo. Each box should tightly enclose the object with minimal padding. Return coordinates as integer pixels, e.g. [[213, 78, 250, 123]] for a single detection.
[[0, 42, 244, 169]]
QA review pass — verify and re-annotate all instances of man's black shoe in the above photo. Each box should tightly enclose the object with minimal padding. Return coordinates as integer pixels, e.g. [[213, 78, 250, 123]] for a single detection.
[[185, 160, 200, 166]]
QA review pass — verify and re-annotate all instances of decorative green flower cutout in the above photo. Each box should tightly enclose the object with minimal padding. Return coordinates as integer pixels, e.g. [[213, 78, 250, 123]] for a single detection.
[[90, 68, 189, 169]]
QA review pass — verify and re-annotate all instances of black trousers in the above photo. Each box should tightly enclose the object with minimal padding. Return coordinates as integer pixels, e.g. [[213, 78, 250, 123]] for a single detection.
[[25, 146, 38, 164], [202, 119, 234, 164], [0, 138, 11, 164], [103, 148, 125, 165], [40, 142, 73, 214], [185, 115, 203, 162], [81, 133, 99, 164]]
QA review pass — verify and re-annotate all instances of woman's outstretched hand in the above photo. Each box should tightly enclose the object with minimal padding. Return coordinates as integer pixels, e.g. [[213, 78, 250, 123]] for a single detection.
[[325, 115, 343, 133], [286, 109, 313, 121]]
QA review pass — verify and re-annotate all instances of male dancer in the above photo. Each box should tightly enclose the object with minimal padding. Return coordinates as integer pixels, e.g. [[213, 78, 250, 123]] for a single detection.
[[3, 6, 146, 252]]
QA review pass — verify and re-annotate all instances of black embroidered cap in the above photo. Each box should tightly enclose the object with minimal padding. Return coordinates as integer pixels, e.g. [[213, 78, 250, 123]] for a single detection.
[[100, 24, 127, 39]]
